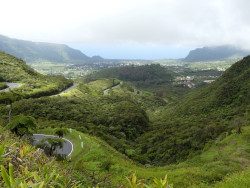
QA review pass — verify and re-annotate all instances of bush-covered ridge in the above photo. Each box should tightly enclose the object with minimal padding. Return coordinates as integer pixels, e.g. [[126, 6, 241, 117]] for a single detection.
[[136, 56, 250, 164], [177, 55, 250, 115], [88, 64, 176, 81], [0, 50, 73, 100], [0, 34, 90, 63]]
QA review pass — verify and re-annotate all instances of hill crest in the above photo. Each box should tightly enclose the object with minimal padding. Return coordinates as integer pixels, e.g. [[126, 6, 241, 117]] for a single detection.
[[184, 45, 250, 62], [0, 34, 92, 64]]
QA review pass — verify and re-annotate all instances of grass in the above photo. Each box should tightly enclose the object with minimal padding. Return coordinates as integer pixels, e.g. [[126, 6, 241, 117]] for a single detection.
[[37, 126, 250, 187], [212, 168, 250, 188]]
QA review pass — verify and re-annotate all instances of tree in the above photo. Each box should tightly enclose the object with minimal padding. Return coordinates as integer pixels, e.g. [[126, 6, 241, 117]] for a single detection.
[[230, 116, 245, 134], [0, 91, 22, 122], [54, 128, 70, 138], [5, 114, 37, 137], [36, 137, 66, 156]]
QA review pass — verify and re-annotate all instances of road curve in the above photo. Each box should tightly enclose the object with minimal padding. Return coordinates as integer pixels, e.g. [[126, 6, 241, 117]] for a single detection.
[[103, 82, 122, 95], [0, 82, 21, 93], [0, 82, 78, 97], [54, 83, 79, 96], [32, 134, 74, 157]]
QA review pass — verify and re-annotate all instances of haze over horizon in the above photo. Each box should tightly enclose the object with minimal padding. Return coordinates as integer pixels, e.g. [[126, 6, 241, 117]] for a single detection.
[[1, 0, 249, 59]]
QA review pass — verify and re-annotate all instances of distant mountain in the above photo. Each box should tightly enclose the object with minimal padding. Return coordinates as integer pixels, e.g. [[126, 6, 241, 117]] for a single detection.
[[0, 34, 99, 64], [184, 46, 250, 62], [90, 55, 104, 61]]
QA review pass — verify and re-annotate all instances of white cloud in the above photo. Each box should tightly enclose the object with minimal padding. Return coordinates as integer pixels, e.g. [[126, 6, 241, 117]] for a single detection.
[[1, 0, 250, 49]]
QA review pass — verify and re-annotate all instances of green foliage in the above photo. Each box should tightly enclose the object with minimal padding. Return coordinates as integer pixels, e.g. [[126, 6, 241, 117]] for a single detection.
[[212, 168, 250, 188], [88, 64, 176, 82], [0, 127, 81, 187], [125, 172, 144, 188], [1, 51, 249, 187], [125, 173, 173, 188], [54, 128, 70, 138], [35, 123, 250, 187], [5, 79, 152, 157], [137, 56, 250, 164], [149, 175, 173, 188], [5, 114, 37, 137], [99, 159, 114, 172], [0, 82, 8, 90]]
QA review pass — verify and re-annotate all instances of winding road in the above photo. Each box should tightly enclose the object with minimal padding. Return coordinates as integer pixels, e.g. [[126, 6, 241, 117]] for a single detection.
[[0, 83, 78, 157], [103, 82, 122, 95], [0, 82, 78, 96], [55, 83, 79, 96], [32, 134, 73, 157], [0, 82, 21, 92]]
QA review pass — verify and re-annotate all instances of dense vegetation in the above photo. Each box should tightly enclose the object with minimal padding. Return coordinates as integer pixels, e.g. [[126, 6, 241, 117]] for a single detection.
[[1, 79, 165, 157], [0, 126, 82, 187], [88, 64, 176, 82], [0, 82, 7, 90], [1, 123, 249, 187], [88, 64, 186, 102], [136, 56, 250, 164]]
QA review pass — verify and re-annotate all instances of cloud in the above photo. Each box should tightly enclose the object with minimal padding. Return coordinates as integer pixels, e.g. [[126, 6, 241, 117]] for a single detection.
[[1, 0, 250, 49]]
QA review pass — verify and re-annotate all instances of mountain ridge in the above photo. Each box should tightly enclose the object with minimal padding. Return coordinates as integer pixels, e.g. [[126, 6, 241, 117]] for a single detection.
[[0, 34, 104, 64], [184, 45, 250, 62]]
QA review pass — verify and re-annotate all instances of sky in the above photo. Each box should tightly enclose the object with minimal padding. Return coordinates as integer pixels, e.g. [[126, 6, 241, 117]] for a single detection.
[[1, 0, 250, 59]]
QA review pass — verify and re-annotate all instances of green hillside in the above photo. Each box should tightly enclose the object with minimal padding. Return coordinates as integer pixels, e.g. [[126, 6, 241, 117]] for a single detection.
[[87, 64, 184, 102], [0, 50, 73, 100], [184, 45, 250, 62], [178, 55, 250, 114], [137, 56, 250, 164], [3, 78, 166, 158], [44, 125, 250, 187], [0, 53, 249, 187], [0, 34, 90, 63], [2, 122, 248, 187]]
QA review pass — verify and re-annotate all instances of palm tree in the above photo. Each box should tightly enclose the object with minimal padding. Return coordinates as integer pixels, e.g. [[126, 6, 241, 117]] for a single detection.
[[5, 114, 37, 137], [0, 91, 22, 122], [54, 128, 70, 138], [37, 137, 66, 156]]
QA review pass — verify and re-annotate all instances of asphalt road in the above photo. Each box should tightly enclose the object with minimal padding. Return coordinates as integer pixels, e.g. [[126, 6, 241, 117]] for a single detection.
[[0, 82, 21, 92], [54, 83, 79, 96], [103, 82, 122, 95], [0, 82, 78, 96], [31, 134, 73, 157]]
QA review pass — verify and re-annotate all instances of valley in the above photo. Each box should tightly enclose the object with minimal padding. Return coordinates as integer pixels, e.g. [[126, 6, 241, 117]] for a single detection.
[[0, 50, 249, 187], [1, 0, 250, 187]]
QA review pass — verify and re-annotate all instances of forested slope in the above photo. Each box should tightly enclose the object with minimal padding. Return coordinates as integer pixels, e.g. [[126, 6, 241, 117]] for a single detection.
[[0, 78, 166, 158], [137, 56, 250, 164], [0, 34, 90, 63], [88, 64, 176, 81]]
